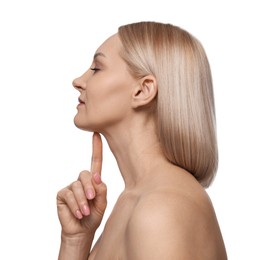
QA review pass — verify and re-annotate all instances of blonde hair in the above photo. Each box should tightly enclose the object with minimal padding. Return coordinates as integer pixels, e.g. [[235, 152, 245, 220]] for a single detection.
[[118, 22, 217, 187]]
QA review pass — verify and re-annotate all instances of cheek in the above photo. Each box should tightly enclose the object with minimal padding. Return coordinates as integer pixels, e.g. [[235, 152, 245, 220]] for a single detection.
[[85, 77, 132, 125]]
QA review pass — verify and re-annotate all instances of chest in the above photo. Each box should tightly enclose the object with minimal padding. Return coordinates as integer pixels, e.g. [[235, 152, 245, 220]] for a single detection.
[[91, 194, 138, 259]]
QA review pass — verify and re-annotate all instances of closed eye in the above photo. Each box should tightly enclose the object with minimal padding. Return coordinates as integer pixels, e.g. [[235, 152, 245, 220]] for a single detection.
[[90, 67, 100, 73]]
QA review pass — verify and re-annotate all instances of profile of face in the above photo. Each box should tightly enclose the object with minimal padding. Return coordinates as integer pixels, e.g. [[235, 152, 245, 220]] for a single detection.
[[73, 34, 138, 133]]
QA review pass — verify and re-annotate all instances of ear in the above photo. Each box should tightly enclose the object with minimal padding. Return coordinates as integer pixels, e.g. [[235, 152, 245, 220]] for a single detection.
[[131, 76, 158, 109]]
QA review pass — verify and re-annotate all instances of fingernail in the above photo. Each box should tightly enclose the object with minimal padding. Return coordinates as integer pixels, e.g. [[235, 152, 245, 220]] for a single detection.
[[86, 189, 95, 200], [76, 209, 83, 219], [93, 172, 102, 184], [82, 204, 90, 216]]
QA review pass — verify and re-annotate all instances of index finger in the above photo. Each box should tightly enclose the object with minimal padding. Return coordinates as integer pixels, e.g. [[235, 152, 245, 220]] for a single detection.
[[91, 132, 103, 176]]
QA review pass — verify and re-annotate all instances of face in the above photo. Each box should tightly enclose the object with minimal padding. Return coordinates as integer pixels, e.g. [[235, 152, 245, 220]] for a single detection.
[[73, 34, 137, 133]]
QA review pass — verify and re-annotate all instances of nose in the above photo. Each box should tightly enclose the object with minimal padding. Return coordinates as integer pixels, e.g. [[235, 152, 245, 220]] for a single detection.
[[72, 74, 86, 91]]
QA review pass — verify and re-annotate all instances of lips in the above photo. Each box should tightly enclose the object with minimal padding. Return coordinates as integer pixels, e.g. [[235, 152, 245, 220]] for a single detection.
[[78, 97, 85, 104]]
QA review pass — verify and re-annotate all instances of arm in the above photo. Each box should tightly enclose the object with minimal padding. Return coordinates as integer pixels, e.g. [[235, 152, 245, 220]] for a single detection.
[[58, 233, 94, 260], [57, 133, 107, 260]]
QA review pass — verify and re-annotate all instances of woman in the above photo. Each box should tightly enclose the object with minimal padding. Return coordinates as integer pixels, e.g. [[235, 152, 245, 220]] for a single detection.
[[57, 21, 227, 259]]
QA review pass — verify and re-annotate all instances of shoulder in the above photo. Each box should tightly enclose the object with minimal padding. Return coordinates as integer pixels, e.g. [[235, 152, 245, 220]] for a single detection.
[[125, 173, 227, 259]]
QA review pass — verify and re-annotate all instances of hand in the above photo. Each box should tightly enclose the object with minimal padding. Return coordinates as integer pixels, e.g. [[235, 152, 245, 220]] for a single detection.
[[57, 132, 107, 238]]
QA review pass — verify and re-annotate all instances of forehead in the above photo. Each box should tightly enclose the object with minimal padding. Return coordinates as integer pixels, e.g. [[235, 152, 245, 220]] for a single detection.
[[95, 33, 122, 60]]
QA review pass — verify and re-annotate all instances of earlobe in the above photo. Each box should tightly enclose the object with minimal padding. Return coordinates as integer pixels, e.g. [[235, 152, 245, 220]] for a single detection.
[[132, 76, 158, 109]]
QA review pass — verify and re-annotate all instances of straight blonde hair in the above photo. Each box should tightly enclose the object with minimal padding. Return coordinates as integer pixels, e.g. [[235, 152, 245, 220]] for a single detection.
[[118, 22, 217, 187]]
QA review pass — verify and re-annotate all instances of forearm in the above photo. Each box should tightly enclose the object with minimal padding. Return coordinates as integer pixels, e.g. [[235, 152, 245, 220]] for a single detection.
[[58, 233, 94, 260]]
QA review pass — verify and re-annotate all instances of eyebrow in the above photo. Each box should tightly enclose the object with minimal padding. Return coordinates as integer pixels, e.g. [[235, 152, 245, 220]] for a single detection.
[[93, 52, 106, 60]]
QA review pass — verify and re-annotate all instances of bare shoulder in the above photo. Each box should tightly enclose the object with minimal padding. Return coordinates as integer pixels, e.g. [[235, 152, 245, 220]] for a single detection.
[[125, 169, 227, 260]]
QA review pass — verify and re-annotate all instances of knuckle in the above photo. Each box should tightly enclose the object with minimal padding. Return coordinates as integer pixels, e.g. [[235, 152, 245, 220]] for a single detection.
[[96, 184, 107, 198], [92, 156, 102, 162], [56, 190, 63, 200], [63, 189, 73, 200], [79, 171, 92, 186], [100, 183, 107, 193], [57, 188, 77, 207], [71, 180, 81, 189], [56, 187, 69, 200], [79, 170, 90, 179], [56, 188, 63, 197]]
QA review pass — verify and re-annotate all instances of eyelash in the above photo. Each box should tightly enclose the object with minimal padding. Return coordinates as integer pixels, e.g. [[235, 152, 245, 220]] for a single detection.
[[90, 67, 100, 72]]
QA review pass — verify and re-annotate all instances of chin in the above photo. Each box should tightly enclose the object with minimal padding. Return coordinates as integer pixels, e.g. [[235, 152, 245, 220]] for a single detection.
[[73, 116, 103, 133], [74, 123, 91, 132], [74, 116, 91, 131]]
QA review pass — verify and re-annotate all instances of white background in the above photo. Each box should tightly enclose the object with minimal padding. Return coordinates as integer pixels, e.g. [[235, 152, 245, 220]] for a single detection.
[[0, 0, 273, 259]]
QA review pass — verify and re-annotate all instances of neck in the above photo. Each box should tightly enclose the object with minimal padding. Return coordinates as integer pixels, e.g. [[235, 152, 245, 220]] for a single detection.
[[101, 118, 168, 190]]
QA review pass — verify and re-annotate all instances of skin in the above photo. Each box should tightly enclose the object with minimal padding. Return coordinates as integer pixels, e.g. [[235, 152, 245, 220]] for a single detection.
[[57, 34, 227, 259]]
